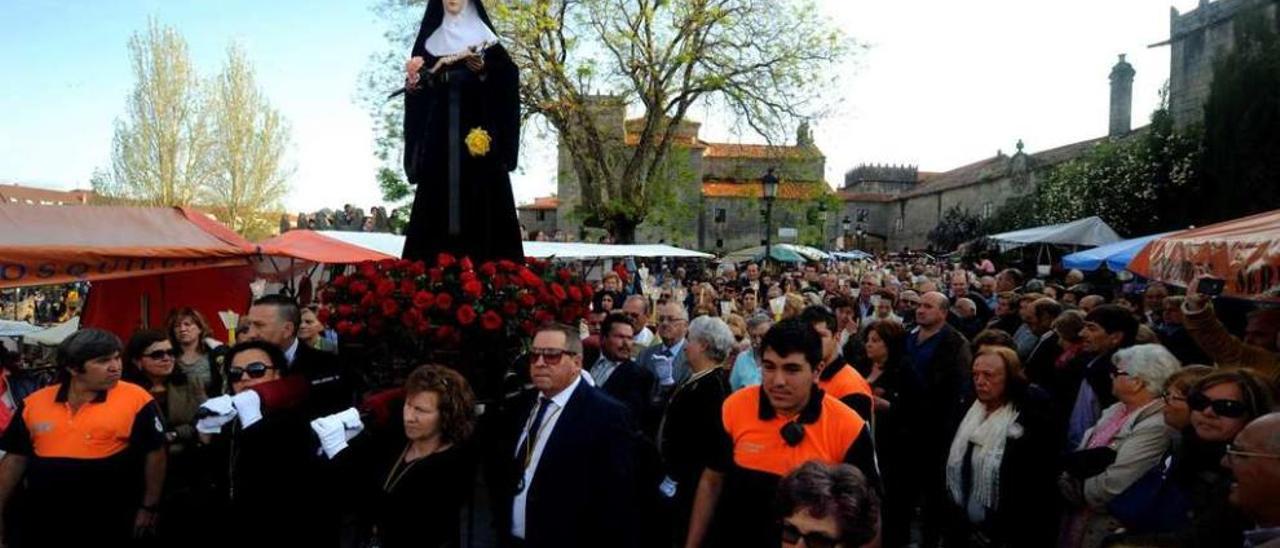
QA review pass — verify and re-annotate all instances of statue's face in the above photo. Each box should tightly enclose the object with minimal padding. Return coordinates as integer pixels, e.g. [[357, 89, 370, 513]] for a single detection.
[[443, 0, 466, 15]]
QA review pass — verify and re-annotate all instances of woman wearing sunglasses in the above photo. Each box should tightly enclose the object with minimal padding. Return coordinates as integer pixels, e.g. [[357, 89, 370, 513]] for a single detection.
[[124, 328, 209, 540], [1117, 369, 1276, 546], [776, 461, 880, 548]]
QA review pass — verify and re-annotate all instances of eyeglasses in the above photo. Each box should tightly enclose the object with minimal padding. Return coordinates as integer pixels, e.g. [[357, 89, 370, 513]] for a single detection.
[[142, 349, 178, 361], [530, 347, 577, 365], [657, 316, 686, 324], [227, 361, 276, 382], [1187, 392, 1249, 419], [1225, 444, 1280, 464], [780, 522, 840, 548]]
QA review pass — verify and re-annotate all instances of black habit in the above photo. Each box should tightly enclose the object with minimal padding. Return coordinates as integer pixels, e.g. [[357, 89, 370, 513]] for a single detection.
[[402, 0, 524, 263]]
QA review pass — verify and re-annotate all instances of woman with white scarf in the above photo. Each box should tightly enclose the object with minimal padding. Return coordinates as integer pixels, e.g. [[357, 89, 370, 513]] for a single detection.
[[945, 346, 1059, 547]]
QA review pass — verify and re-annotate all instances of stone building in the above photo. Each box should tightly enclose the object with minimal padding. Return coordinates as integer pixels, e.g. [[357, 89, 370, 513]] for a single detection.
[[1162, 0, 1278, 126], [0, 183, 94, 205], [516, 196, 560, 239]]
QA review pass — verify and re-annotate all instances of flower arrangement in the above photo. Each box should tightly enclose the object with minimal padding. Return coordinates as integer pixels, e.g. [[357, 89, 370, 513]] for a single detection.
[[319, 253, 593, 353]]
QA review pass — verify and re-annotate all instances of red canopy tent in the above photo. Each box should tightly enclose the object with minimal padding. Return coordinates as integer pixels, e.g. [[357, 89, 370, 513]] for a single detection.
[[258, 229, 395, 265], [1129, 209, 1280, 301], [0, 204, 258, 339]]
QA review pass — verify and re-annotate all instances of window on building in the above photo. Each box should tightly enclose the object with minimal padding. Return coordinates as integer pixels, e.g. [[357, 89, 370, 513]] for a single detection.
[[895, 216, 904, 232], [537, 210, 546, 222], [715, 208, 726, 223], [716, 238, 724, 248], [982, 202, 994, 219]]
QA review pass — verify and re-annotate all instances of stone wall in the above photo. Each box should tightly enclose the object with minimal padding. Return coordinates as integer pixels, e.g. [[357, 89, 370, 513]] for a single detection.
[[1169, 0, 1279, 126], [517, 209, 557, 237]]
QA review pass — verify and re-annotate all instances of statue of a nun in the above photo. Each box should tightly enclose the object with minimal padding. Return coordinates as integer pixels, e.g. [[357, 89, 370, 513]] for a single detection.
[[401, 0, 523, 263]]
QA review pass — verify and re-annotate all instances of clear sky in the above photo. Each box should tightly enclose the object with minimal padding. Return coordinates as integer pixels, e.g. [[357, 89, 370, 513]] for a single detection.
[[1, 0, 1203, 213]]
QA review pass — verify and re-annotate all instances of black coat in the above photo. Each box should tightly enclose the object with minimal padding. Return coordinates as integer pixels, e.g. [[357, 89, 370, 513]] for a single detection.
[[401, 1, 523, 263], [488, 382, 637, 547], [598, 358, 657, 434], [910, 325, 974, 459], [291, 341, 360, 419], [659, 369, 732, 518]]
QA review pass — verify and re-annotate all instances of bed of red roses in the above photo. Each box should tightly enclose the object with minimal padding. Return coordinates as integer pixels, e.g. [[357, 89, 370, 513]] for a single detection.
[[316, 253, 595, 393]]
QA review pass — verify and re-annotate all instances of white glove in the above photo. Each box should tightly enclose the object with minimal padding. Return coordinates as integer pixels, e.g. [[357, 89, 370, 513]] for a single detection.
[[654, 356, 675, 386], [197, 395, 238, 434], [231, 390, 264, 429], [310, 416, 348, 459], [333, 407, 364, 441]]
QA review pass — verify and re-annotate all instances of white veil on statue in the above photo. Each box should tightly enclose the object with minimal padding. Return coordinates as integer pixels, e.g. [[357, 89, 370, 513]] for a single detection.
[[423, 0, 499, 57]]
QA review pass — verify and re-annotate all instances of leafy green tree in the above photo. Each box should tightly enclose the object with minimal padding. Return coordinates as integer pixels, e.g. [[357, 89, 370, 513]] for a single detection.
[[928, 205, 983, 252]]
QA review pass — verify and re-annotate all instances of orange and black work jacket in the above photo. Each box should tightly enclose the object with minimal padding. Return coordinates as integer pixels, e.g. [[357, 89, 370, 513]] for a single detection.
[[817, 355, 875, 422], [0, 380, 165, 537], [706, 385, 880, 547]]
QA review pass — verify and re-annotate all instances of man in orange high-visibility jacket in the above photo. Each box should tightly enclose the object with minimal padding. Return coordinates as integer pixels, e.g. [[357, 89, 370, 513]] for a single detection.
[[684, 318, 880, 548], [801, 305, 874, 422], [0, 329, 166, 546]]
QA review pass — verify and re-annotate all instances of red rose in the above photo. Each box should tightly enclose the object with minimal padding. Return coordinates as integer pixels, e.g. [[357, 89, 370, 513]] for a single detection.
[[350, 323, 364, 336], [568, 285, 582, 302], [534, 309, 555, 325], [436, 252, 457, 269], [331, 275, 350, 288], [557, 268, 573, 283], [360, 292, 377, 309], [518, 268, 543, 288], [395, 259, 412, 270], [381, 299, 399, 318], [435, 325, 456, 343], [481, 310, 502, 331], [456, 305, 478, 326], [463, 280, 483, 299], [480, 262, 497, 277], [317, 307, 331, 324], [460, 271, 478, 284], [498, 259, 518, 273], [521, 319, 537, 335], [582, 283, 594, 300], [337, 304, 354, 317], [350, 281, 369, 296], [412, 291, 435, 309], [408, 261, 427, 277], [435, 292, 454, 310], [401, 308, 421, 328], [502, 300, 519, 316], [336, 320, 353, 336], [518, 293, 537, 308], [415, 319, 431, 335], [460, 257, 474, 271], [358, 262, 377, 279], [492, 275, 508, 291], [551, 283, 568, 301], [428, 267, 443, 283], [378, 258, 397, 270], [375, 279, 396, 297], [399, 278, 417, 295]]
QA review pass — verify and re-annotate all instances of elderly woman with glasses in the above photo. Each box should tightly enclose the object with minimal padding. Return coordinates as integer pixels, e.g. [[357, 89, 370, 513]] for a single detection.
[[1113, 369, 1276, 546], [660, 315, 735, 542], [1059, 344, 1180, 548]]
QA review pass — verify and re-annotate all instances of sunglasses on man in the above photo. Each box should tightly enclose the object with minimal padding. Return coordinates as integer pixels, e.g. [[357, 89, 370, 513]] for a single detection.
[[227, 361, 277, 382], [529, 347, 577, 366], [1186, 392, 1249, 419], [780, 522, 841, 548], [142, 349, 179, 361]]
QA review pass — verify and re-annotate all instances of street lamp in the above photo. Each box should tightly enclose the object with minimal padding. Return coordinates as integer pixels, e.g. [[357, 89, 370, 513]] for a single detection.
[[842, 216, 852, 250], [761, 168, 779, 264], [817, 201, 829, 249], [856, 225, 866, 251]]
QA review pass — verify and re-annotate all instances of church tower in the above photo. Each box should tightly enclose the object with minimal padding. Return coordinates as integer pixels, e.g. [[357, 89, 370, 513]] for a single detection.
[[1109, 54, 1136, 137]]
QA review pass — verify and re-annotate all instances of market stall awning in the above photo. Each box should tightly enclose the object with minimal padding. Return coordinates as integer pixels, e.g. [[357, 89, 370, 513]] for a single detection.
[[0, 320, 41, 338], [313, 231, 714, 260], [259, 230, 397, 264], [830, 250, 873, 261], [23, 316, 79, 346], [1129, 209, 1280, 301], [986, 216, 1122, 251], [0, 204, 256, 288], [1061, 231, 1178, 272], [722, 244, 829, 264]]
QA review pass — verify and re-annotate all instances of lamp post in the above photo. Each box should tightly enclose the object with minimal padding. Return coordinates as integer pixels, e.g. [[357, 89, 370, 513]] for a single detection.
[[761, 168, 779, 265], [818, 201, 829, 250], [841, 216, 852, 251], [856, 225, 866, 251]]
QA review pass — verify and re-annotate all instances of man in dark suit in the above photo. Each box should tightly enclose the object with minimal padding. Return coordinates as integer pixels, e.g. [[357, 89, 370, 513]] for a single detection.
[[636, 302, 691, 408], [492, 323, 636, 547], [591, 313, 657, 432], [1024, 297, 1065, 389], [241, 294, 358, 417]]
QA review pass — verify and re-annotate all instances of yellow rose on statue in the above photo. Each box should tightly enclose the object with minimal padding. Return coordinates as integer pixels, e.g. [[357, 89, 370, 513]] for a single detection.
[[465, 127, 491, 157]]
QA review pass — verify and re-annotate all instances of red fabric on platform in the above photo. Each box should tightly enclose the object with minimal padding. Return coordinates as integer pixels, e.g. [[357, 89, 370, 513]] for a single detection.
[[82, 265, 256, 342]]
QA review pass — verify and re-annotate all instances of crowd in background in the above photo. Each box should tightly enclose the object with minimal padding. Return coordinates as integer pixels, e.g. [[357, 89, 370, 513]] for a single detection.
[[0, 253, 1279, 547]]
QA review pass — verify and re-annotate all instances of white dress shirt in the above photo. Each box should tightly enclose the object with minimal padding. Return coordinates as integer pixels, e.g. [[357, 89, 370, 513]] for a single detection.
[[283, 337, 300, 365], [634, 326, 655, 347], [511, 375, 582, 539]]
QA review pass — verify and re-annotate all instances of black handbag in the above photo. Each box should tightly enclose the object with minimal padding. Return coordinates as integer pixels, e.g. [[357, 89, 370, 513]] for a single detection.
[[1062, 446, 1117, 479]]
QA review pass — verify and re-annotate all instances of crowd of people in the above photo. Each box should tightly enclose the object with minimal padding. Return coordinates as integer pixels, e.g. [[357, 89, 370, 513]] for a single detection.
[[0, 254, 1279, 547]]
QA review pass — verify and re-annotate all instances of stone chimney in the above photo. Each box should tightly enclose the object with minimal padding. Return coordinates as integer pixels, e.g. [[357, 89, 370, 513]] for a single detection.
[[1109, 54, 1136, 137]]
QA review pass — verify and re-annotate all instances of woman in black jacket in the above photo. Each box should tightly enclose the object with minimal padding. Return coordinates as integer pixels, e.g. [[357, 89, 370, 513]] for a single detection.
[[855, 320, 921, 548], [943, 346, 1059, 547]]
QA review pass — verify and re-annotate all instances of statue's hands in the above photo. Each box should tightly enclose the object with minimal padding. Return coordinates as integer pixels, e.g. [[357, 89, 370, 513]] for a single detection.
[[465, 53, 485, 73], [405, 56, 425, 87]]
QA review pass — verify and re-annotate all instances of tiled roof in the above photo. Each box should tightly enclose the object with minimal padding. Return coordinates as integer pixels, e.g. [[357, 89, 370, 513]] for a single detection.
[[836, 191, 896, 203], [517, 196, 560, 211], [702, 179, 829, 200], [623, 133, 705, 147], [893, 130, 1141, 200], [703, 142, 821, 159], [0, 183, 94, 205]]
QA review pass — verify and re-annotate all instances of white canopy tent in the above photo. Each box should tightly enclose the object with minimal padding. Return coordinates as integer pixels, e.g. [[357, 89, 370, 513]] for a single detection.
[[23, 316, 80, 347], [315, 231, 714, 260], [0, 320, 41, 338], [986, 216, 1122, 251]]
